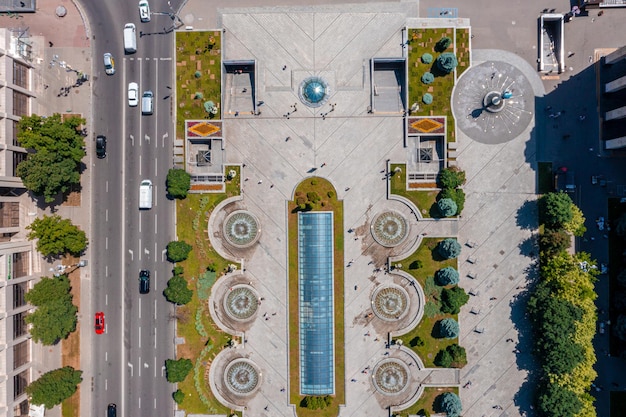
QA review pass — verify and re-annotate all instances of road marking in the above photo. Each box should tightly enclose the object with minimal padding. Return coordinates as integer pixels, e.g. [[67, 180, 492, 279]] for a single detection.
[[160, 57, 172, 60], [105, 379, 108, 391], [105, 265, 108, 277], [154, 185, 157, 207], [154, 398, 157, 409], [139, 397, 141, 409], [128, 362, 133, 377], [139, 327, 141, 348], [155, 156, 158, 176], [154, 323, 157, 347], [154, 271, 158, 292], [105, 351, 108, 361], [106, 209, 108, 222], [154, 241, 157, 258], [129, 249, 134, 261], [106, 180, 109, 193], [139, 154, 142, 174], [139, 211, 142, 233], [130, 134, 134, 146], [155, 214, 158, 234], [162, 132, 168, 148], [139, 298, 142, 319], [105, 294, 108, 306], [162, 249, 167, 262], [138, 239, 142, 260], [154, 356, 157, 377], [106, 237, 108, 250], [139, 356, 141, 376]]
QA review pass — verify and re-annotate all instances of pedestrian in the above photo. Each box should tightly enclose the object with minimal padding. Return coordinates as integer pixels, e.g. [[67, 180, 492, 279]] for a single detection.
[[345, 187, 350, 191], [285, 136, 290, 141], [351, 378, 357, 382], [280, 387, 285, 392], [282, 65, 287, 70], [245, 177, 249, 181], [270, 184, 274, 188], [258, 180, 263, 184], [490, 297, 497, 300], [48, 41, 54, 47], [321, 162, 326, 167]]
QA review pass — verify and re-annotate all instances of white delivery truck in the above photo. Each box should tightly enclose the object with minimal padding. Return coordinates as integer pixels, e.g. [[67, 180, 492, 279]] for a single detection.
[[139, 179, 153, 209], [123, 23, 137, 53]]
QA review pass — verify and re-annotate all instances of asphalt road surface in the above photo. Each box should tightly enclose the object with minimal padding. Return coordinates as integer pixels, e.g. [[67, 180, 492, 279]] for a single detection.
[[84, 1, 179, 416]]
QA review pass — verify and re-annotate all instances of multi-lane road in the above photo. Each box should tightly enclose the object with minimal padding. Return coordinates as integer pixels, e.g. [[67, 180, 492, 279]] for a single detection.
[[83, 1, 181, 415]]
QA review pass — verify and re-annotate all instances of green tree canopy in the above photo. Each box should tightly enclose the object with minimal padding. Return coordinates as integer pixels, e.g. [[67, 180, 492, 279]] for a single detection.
[[166, 168, 191, 199], [438, 318, 459, 339], [437, 197, 458, 217], [437, 238, 461, 260], [166, 240, 192, 262], [26, 366, 82, 409], [173, 389, 185, 404], [164, 275, 193, 305], [25, 276, 77, 345], [27, 214, 88, 257], [438, 167, 466, 189], [421, 53, 433, 64], [539, 228, 571, 257], [439, 187, 465, 214], [563, 204, 586, 237], [434, 344, 467, 368], [538, 192, 574, 228], [435, 36, 452, 52], [165, 358, 193, 383], [440, 286, 470, 314], [16, 114, 86, 203], [537, 382, 582, 417], [421, 72, 435, 84], [436, 52, 458, 74], [435, 266, 460, 286], [434, 392, 462, 417]]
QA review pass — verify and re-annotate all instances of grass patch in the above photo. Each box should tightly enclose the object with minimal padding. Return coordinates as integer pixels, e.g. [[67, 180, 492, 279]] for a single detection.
[[224, 165, 241, 196], [176, 31, 222, 139], [537, 161, 554, 194], [407, 27, 458, 143], [455, 28, 471, 76], [389, 163, 439, 218], [288, 177, 345, 417], [174, 194, 240, 416], [392, 238, 459, 367], [395, 386, 459, 416]]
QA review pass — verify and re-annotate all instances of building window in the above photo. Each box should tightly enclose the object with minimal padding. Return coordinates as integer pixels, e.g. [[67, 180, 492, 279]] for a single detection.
[[13, 400, 29, 416], [13, 61, 29, 89], [13, 281, 27, 308], [13, 120, 20, 146], [13, 312, 27, 339], [12, 91, 29, 117], [12, 251, 29, 278], [13, 340, 29, 370], [0, 201, 20, 228], [13, 369, 29, 399], [13, 151, 27, 176]]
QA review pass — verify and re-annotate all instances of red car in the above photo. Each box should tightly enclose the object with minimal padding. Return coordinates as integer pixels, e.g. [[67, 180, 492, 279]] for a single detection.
[[95, 312, 105, 334]]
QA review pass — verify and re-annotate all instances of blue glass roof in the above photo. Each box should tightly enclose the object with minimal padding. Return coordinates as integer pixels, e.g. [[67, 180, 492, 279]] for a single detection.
[[298, 211, 335, 395], [303, 80, 326, 104]]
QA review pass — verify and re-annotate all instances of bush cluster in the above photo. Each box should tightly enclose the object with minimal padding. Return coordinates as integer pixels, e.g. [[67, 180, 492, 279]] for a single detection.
[[165, 358, 193, 383], [164, 266, 193, 305], [421, 72, 435, 84], [434, 344, 467, 368], [167, 168, 192, 199], [438, 238, 461, 260], [301, 395, 332, 410], [538, 192, 586, 257], [437, 167, 466, 216], [434, 392, 462, 417], [421, 53, 433, 64]]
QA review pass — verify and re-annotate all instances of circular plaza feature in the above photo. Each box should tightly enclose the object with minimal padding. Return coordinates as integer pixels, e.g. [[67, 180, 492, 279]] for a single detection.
[[372, 359, 410, 395], [452, 60, 534, 144], [371, 211, 409, 247], [371, 284, 410, 321], [223, 210, 261, 248], [299, 76, 330, 108], [224, 359, 261, 396], [224, 285, 259, 321]]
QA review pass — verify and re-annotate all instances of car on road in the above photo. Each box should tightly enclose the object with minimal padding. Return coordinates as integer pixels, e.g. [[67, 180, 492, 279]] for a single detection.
[[103, 53, 115, 75], [107, 404, 117, 417], [96, 135, 107, 159], [139, 0, 151, 22], [128, 82, 139, 107], [95, 312, 105, 334], [139, 270, 150, 294]]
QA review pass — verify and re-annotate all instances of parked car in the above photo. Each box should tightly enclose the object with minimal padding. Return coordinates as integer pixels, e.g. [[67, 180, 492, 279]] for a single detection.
[[139, 270, 150, 294], [107, 404, 117, 417], [96, 135, 107, 159], [95, 312, 105, 334], [103, 53, 115, 75], [128, 82, 139, 107], [139, 0, 151, 22]]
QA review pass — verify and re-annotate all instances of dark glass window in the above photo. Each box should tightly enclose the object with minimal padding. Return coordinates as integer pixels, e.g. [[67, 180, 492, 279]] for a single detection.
[[13, 61, 29, 89]]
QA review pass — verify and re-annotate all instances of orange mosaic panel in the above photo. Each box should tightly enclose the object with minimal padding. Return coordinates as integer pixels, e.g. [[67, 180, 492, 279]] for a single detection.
[[411, 118, 443, 133], [189, 122, 221, 137]]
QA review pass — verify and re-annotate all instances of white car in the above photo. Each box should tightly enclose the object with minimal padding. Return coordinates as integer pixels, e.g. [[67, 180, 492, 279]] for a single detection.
[[139, 0, 150, 22], [103, 53, 115, 75], [128, 82, 139, 107]]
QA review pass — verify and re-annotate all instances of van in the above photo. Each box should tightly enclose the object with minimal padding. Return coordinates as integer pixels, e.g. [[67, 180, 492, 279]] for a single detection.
[[123, 23, 137, 53], [139, 179, 153, 209], [141, 91, 153, 115]]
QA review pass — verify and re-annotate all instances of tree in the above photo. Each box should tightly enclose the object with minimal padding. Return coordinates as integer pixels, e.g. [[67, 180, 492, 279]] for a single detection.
[[166, 168, 191, 199], [434, 392, 462, 417], [164, 275, 193, 305], [167, 240, 192, 262], [27, 214, 88, 257], [421, 53, 433, 64], [165, 358, 193, 383], [440, 286, 469, 314], [537, 382, 582, 417], [436, 52, 458, 74], [437, 238, 461, 259], [439, 187, 465, 214], [435, 36, 452, 52], [538, 192, 573, 228], [435, 266, 459, 286], [302, 395, 332, 410], [438, 318, 459, 339], [26, 366, 82, 409], [437, 198, 457, 217], [438, 167, 466, 189], [16, 114, 86, 203], [539, 228, 571, 257], [434, 344, 467, 368], [409, 336, 424, 347], [25, 276, 77, 345], [421, 72, 435, 84], [563, 205, 586, 237], [409, 260, 423, 270], [422, 93, 433, 104], [173, 389, 185, 404]]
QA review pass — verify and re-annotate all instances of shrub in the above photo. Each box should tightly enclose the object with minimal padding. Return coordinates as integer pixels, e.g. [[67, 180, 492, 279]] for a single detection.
[[434, 392, 462, 417], [173, 389, 185, 404], [165, 358, 193, 383], [440, 286, 470, 314], [306, 191, 321, 203], [438, 238, 461, 259], [327, 191, 335, 198], [166, 168, 192, 199], [421, 53, 433, 64], [421, 72, 435, 84], [437, 197, 458, 217], [417, 409, 430, 417], [409, 260, 423, 270], [435, 266, 459, 286], [539, 228, 571, 257], [563, 204, 586, 237], [438, 318, 460, 339], [409, 336, 425, 347], [310, 179, 318, 185], [435, 344, 467, 368], [302, 395, 332, 410], [436, 52, 458, 74], [164, 275, 193, 305], [173, 266, 184, 276], [435, 36, 452, 52], [439, 187, 466, 214], [422, 93, 433, 104], [439, 167, 466, 189], [167, 240, 192, 262], [194, 71, 201, 78]]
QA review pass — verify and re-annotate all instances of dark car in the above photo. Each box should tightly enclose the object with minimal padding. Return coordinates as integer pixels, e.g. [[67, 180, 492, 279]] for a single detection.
[[107, 403, 116, 417], [139, 270, 150, 294], [96, 135, 107, 159]]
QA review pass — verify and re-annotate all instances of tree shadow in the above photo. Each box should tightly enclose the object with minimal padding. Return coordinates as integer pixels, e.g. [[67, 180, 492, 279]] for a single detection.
[[516, 199, 539, 231]]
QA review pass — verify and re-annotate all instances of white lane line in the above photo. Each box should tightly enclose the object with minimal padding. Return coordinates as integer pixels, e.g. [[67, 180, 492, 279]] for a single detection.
[[139, 238, 142, 261], [139, 327, 141, 348], [154, 398, 157, 409], [155, 214, 158, 234], [106, 237, 108, 250], [139, 297, 142, 319], [155, 156, 158, 175], [154, 270, 157, 292], [105, 351, 108, 361], [106, 180, 109, 193], [154, 356, 157, 377], [106, 209, 108, 222], [105, 265, 108, 277], [154, 324, 157, 348], [139, 154, 142, 174], [154, 241, 157, 258], [139, 397, 141, 409], [105, 379, 108, 391], [105, 294, 108, 306], [139, 210, 142, 233], [138, 356, 141, 377], [154, 185, 157, 207]]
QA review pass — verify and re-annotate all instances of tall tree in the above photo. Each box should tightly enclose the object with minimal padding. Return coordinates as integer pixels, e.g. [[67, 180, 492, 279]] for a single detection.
[[27, 214, 88, 257], [538, 192, 573, 228], [26, 366, 82, 409]]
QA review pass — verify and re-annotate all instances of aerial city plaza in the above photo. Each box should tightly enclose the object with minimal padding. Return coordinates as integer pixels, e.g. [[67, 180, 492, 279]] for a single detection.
[[6, 0, 626, 417]]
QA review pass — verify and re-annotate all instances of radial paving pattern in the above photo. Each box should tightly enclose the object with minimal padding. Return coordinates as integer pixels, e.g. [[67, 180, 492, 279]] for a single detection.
[[224, 285, 259, 321], [371, 284, 410, 321], [223, 210, 261, 248], [224, 359, 261, 395], [372, 359, 410, 395], [371, 211, 409, 247]]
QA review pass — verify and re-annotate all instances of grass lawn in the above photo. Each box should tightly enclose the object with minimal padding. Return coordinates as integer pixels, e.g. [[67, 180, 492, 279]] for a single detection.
[[174, 193, 240, 416], [176, 31, 222, 139], [396, 386, 459, 416], [224, 165, 241, 195], [407, 27, 458, 143], [391, 238, 459, 367], [455, 28, 471, 76], [288, 178, 345, 416], [537, 162, 553, 194], [389, 163, 440, 218]]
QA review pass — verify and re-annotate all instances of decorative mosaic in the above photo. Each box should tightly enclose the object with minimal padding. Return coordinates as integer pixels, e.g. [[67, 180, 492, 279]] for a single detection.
[[186, 120, 222, 138], [408, 117, 445, 134]]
